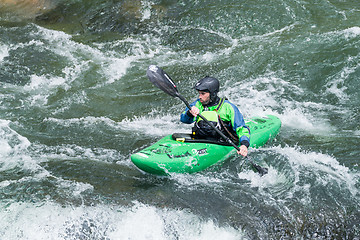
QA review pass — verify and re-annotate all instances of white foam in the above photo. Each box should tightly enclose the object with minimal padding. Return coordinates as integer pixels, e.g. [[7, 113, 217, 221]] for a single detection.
[[44, 116, 118, 128], [0, 136, 12, 157], [29, 25, 121, 85], [97, 36, 164, 85], [324, 62, 359, 101], [23, 74, 68, 105], [140, 0, 154, 21], [0, 120, 51, 186], [120, 111, 189, 136], [0, 201, 244, 240], [354, 130, 360, 137], [235, 145, 360, 211], [28, 25, 168, 91], [58, 179, 94, 197], [0, 44, 10, 62], [0, 120, 31, 157], [272, 146, 360, 197], [33, 142, 127, 166], [169, 172, 224, 190], [280, 107, 332, 133], [13, 26, 98, 107], [238, 165, 287, 189], [343, 26, 360, 38], [43, 114, 188, 137], [222, 73, 299, 116], [222, 72, 339, 136]]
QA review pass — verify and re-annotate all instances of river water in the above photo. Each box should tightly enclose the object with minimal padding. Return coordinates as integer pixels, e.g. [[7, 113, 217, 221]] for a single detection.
[[1, 0, 359, 239]]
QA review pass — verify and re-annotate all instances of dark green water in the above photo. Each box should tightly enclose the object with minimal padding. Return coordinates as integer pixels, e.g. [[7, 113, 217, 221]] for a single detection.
[[1, 0, 359, 239]]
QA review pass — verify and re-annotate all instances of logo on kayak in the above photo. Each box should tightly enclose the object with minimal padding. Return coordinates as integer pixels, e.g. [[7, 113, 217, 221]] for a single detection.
[[192, 148, 207, 155], [167, 152, 191, 159]]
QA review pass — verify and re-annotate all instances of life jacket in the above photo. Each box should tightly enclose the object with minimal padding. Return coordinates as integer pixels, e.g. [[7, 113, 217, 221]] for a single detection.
[[192, 98, 231, 141], [191, 97, 239, 143], [192, 110, 222, 140]]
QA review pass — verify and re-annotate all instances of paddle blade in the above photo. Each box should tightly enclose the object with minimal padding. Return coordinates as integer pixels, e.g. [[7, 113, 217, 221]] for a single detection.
[[252, 163, 268, 176], [147, 65, 179, 98], [245, 156, 269, 176]]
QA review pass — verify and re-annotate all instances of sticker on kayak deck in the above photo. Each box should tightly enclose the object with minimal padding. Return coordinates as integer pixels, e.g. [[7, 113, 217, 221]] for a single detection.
[[167, 152, 191, 159], [192, 148, 207, 155]]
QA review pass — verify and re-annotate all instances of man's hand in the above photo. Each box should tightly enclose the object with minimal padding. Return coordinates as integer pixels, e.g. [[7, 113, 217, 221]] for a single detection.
[[189, 106, 200, 117], [237, 145, 248, 157]]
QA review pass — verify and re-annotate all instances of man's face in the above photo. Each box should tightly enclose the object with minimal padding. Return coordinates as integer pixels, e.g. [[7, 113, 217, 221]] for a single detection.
[[198, 91, 210, 105]]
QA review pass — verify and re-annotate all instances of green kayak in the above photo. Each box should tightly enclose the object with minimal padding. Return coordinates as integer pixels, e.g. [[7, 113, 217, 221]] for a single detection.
[[131, 115, 281, 175]]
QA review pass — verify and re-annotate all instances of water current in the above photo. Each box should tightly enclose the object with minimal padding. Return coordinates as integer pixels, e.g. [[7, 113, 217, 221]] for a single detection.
[[1, 0, 359, 239]]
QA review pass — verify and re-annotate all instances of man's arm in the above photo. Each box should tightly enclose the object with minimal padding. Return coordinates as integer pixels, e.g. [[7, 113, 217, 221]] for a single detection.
[[227, 102, 250, 147], [180, 100, 199, 124]]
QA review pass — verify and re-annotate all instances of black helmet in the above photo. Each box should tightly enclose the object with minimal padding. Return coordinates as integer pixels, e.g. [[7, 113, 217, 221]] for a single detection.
[[194, 76, 220, 102]]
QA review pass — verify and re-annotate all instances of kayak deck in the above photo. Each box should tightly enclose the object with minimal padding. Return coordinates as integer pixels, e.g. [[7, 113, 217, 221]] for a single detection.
[[131, 115, 281, 175], [171, 133, 234, 146]]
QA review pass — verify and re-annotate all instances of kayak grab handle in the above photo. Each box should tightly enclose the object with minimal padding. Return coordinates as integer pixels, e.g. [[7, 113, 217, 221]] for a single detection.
[[175, 138, 186, 142]]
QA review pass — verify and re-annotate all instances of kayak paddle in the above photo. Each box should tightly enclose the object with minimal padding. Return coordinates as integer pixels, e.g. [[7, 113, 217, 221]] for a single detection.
[[245, 156, 268, 176], [146, 65, 268, 175]]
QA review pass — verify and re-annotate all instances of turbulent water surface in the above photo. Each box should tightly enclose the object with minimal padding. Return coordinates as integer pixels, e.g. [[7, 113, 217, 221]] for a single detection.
[[1, 0, 359, 239]]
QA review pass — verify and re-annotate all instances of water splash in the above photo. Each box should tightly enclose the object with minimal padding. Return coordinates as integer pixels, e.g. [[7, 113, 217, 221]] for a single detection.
[[0, 201, 244, 240]]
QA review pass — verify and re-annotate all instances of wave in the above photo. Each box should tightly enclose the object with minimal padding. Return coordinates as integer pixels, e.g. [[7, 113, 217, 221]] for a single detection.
[[0, 201, 244, 240]]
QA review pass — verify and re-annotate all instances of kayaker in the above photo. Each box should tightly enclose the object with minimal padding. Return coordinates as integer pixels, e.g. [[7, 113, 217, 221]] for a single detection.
[[180, 77, 250, 157]]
